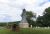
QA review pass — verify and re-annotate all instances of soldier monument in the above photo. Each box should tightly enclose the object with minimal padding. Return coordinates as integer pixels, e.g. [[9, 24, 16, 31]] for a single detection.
[[19, 9, 29, 28]]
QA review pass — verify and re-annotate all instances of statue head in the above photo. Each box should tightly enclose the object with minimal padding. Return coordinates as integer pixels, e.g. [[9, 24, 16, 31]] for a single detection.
[[21, 9, 26, 17], [23, 9, 26, 13]]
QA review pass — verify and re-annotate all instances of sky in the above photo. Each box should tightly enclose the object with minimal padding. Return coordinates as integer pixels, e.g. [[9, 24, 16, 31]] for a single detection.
[[0, 0, 50, 22]]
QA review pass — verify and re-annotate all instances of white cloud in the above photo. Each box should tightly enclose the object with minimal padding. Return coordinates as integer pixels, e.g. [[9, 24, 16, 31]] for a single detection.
[[0, 0, 50, 22]]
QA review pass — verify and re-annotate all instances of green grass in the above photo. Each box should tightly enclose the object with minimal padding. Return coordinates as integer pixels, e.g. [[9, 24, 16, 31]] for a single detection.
[[0, 27, 50, 34], [19, 28, 50, 34]]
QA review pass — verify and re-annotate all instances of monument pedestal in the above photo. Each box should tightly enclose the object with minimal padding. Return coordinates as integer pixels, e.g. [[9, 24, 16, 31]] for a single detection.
[[19, 23, 29, 28]]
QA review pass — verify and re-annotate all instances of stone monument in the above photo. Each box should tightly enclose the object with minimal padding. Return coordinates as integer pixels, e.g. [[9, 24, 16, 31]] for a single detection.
[[19, 9, 29, 28]]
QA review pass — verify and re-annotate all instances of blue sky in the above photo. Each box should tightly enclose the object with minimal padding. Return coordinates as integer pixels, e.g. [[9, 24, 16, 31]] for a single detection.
[[0, 0, 50, 22]]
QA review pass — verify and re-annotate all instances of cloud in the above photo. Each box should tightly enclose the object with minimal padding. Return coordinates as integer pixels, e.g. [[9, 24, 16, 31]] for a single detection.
[[0, 0, 50, 22]]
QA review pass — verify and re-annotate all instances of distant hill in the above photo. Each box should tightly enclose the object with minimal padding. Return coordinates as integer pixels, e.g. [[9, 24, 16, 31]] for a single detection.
[[0, 21, 20, 26]]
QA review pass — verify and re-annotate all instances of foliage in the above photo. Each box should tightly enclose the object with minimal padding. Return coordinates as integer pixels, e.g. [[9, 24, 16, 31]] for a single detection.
[[26, 11, 33, 18], [8, 21, 20, 25], [0, 21, 20, 27], [0, 23, 7, 26], [26, 11, 36, 27], [36, 7, 50, 27]]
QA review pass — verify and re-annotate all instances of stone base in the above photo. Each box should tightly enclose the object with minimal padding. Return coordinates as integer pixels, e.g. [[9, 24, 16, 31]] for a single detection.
[[19, 23, 29, 28]]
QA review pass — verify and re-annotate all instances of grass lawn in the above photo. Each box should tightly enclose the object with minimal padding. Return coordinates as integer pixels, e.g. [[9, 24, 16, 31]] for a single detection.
[[0, 27, 50, 34]]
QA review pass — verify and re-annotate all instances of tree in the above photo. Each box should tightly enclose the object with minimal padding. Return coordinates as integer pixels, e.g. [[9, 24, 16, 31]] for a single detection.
[[36, 15, 46, 27], [26, 11, 36, 27], [43, 7, 50, 26], [36, 7, 50, 27], [26, 11, 33, 18]]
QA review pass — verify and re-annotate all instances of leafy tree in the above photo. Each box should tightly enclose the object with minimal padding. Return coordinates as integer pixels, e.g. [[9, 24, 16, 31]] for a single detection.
[[26, 11, 36, 27], [43, 7, 50, 26], [26, 11, 33, 18], [36, 7, 50, 27], [36, 15, 46, 27]]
